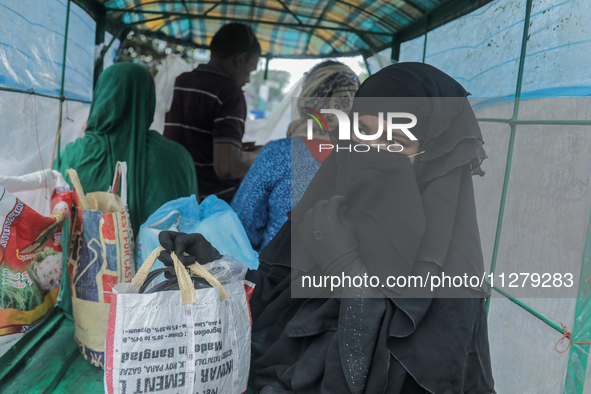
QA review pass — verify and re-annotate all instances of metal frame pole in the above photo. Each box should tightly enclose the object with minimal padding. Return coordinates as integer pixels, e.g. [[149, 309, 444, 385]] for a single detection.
[[54, 0, 72, 168]]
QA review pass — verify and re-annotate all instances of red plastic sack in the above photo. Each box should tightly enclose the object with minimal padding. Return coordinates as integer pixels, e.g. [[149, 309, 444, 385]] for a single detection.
[[0, 170, 72, 356]]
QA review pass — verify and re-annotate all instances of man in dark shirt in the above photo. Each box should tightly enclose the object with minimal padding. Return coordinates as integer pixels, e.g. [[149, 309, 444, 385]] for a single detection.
[[164, 23, 262, 203]]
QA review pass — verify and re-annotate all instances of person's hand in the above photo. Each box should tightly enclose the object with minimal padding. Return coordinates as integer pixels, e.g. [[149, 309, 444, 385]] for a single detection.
[[296, 196, 359, 274], [158, 231, 223, 267], [241, 142, 256, 151], [242, 141, 264, 152]]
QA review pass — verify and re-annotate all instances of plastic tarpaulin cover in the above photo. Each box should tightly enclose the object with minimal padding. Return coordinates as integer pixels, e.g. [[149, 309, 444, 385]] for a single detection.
[[94, 0, 458, 58], [399, 35, 426, 63], [488, 297, 571, 393], [522, 0, 591, 97], [0, 91, 60, 177], [0, 0, 67, 96], [0, 0, 94, 101], [471, 107, 513, 269], [494, 123, 591, 302], [63, 2, 95, 101], [423, 0, 526, 97], [59, 100, 90, 150]]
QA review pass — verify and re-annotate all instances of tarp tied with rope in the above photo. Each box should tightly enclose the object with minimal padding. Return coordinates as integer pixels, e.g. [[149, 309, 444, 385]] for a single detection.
[[76, 0, 494, 58]]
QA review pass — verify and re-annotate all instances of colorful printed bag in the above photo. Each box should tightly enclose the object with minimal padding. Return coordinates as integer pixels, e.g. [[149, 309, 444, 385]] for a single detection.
[[0, 169, 72, 357], [66, 161, 135, 368]]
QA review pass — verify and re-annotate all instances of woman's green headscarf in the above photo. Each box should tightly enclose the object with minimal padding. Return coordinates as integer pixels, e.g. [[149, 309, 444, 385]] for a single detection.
[[55, 62, 198, 235]]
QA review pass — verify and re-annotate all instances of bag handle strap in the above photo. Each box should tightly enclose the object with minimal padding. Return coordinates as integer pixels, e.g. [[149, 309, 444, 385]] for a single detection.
[[148, 210, 181, 229], [110, 161, 128, 207], [133, 247, 196, 305], [133, 247, 228, 302], [187, 261, 229, 300], [66, 168, 90, 209], [132, 247, 164, 286]]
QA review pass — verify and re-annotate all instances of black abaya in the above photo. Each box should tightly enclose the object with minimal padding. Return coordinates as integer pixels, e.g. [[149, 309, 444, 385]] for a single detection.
[[246, 62, 495, 394]]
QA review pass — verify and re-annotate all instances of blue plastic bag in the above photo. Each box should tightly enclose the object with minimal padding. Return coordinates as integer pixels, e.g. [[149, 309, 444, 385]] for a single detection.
[[135, 195, 259, 277]]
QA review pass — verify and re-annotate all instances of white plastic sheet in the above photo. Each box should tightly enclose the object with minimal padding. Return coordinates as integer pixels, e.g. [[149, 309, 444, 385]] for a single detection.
[[494, 125, 591, 300], [0, 91, 59, 177], [471, 109, 513, 269], [243, 76, 304, 145], [488, 297, 572, 393], [365, 48, 394, 75], [473, 114, 591, 391], [0, 169, 68, 216], [59, 100, 90, 150], [150, 55, 195, 134], [103, 31, 121, 70]]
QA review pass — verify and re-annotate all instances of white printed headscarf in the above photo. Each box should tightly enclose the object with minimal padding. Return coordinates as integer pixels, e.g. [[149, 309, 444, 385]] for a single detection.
[[286, 63, 359, 141]]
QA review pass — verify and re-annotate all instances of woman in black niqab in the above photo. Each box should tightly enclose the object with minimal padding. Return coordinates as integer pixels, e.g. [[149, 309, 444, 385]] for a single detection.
[[246, 62, 495, 394]]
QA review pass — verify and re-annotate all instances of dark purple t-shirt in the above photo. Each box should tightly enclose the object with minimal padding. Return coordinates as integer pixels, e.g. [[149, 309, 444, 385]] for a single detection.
[[164, 64, 246, 202]]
